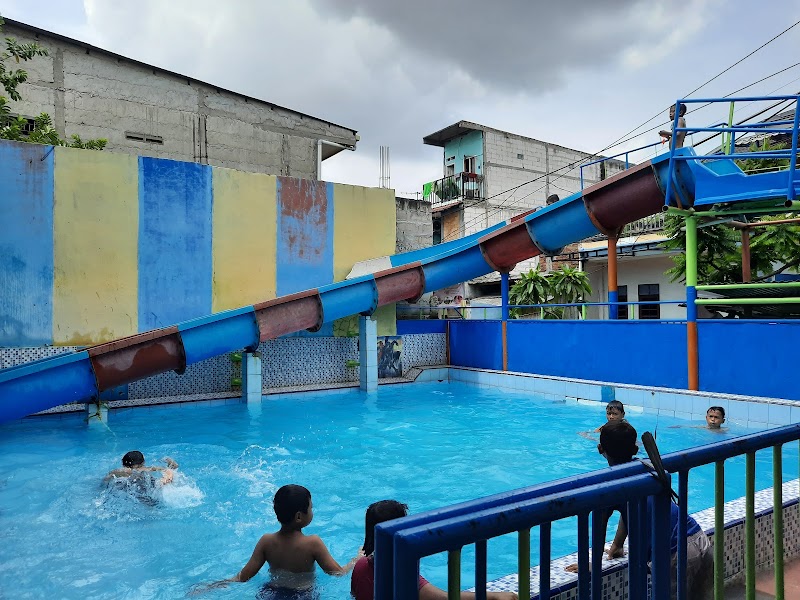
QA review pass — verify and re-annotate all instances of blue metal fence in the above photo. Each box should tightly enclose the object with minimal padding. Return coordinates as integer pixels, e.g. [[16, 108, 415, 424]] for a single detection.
[[374, 424, 800, 600]]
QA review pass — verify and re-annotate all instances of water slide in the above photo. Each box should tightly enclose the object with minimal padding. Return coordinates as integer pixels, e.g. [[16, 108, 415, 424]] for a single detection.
[[2, 147, 798, 423]]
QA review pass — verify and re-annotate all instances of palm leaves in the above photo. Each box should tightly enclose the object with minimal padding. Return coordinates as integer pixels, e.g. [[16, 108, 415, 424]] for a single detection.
[[509, 266, 592, 319]]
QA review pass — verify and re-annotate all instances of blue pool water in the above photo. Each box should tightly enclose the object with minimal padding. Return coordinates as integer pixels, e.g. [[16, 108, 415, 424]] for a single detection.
[[0, 381, 796, 599]]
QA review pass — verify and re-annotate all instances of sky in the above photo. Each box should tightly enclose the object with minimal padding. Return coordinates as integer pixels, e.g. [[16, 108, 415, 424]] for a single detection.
[[1, 0, 799, 197]]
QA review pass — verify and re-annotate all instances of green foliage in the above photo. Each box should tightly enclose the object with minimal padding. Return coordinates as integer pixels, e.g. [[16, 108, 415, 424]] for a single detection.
[[735, 138, 789, 174], [509, 265, 592, 319], [434, 178, 460, 201], [0, 16, 106, 149]]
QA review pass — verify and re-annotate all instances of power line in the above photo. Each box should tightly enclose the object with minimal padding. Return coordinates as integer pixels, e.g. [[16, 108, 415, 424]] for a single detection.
[[443, 24, 800, 243]]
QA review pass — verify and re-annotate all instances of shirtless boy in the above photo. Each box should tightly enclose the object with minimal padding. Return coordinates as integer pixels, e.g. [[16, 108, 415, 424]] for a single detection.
[[205, 484, 362, 597]]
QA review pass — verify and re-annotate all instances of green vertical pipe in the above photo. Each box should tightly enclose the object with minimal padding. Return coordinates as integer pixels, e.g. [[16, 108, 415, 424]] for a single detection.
[[581, 304, 587, 320], [774, 445, 784, 600], [686, 216, 698, 288], [519, 528, 531, 600], [714, 461, 725, 600], [746, 452, 756, 600], [448, 548, 461, 600], [724, 101, 735, 155]]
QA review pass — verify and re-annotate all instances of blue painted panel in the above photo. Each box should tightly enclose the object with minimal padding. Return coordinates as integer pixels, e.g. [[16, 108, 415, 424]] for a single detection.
[[449, 321, 503, 370], [0, 141, 54, 345], [318, 275, 378, 323], [276, 178, 334, 296], [422, 245, 491, 293], [505, 321, 687, 388], [525, 194, 598, 253], [178, 306, 260, 364], [698, 321, 800, 401], [390, 221, 506, 268], [444, 129, 484, 176], [138, 158, 213, 330], [397, 320, 448, 335], [0, 351, 97, 423]]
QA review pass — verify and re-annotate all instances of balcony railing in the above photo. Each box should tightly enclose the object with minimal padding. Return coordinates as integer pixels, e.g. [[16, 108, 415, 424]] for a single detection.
[[621, 212, 667, 236], [423, 172, 485, 206]]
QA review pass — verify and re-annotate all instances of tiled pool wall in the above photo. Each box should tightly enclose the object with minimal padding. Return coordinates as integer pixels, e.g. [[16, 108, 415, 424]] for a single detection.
[[447, 367, 800, 429], [479, 481, 800, 600], [0, 333, 447, 410]]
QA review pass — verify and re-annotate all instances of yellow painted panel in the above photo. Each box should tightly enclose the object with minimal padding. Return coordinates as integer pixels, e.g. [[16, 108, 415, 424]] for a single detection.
[[212, 168, 277, 311], [332, 184, 396, 281], [332, 184, 396, 336], [53, 147, 138, 345]]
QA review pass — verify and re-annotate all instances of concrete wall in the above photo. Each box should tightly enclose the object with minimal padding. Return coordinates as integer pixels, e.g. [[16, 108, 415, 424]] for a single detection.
[[0, 139, 395, 347], [4, 21, 356, 180], [395, 196, 432, 253]]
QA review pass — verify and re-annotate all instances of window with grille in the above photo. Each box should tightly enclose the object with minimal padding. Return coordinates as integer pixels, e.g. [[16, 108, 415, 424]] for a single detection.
[[638, 283, 660, 319]]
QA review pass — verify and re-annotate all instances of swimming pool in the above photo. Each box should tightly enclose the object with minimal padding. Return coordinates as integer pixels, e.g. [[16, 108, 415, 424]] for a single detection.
[[1, 381, 795, 599]]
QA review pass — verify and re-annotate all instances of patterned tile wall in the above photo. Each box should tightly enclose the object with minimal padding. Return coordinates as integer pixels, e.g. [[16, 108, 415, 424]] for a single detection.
[[2, 334, 446, 406]]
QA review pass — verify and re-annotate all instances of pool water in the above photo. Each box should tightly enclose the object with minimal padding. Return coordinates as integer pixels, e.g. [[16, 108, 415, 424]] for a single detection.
[[0, 381, 796, 599]]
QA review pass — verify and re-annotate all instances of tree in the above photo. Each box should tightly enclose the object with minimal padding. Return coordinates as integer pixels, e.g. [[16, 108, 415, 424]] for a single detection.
[[0, 16, 106, 149], [549, 266, 592, 319], [735, 138, 790, 174]]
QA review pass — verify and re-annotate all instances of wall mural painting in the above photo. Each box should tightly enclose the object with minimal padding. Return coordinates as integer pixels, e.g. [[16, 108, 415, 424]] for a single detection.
[[377, 336, 402, 378]]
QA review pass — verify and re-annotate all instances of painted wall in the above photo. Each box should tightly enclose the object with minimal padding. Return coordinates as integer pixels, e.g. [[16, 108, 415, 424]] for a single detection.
[[584, 254, 686, 320], [444, 130, 483, 175], [0, 140, 396, 346], [444, 319, 800, 401]]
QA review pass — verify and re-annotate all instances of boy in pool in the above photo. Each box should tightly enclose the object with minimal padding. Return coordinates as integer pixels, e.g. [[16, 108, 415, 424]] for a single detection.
[[351, 500, 517, 600], [568, 421, 713, 599], [669, 406, 727, 432], [578, 400, 626, 441], [103, 450, 178, 485], [202, 484, 362, 598]]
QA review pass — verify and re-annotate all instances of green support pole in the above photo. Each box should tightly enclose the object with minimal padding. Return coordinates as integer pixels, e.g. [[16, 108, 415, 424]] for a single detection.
[[697, 282, 800, 291], [774, 445, 785, 600], [519, 528, 531, 600], [448, 548, 461, 600], [725, 101, 735, 154], [746, 452, 756, 600], [715, 461, 725, 600]]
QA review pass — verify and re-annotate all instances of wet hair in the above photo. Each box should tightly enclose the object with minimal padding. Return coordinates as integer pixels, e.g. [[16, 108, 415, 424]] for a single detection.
[[273, 484, 311, 525], [606, 400, 625, 416], [363, 500, 408, 556], [122, 451, 145, 468], [599, 420, 638, 464], [707, 406, 725, 418]]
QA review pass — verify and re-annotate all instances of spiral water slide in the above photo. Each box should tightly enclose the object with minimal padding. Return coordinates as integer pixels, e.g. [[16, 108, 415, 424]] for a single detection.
[[0, 150, 688, 423]]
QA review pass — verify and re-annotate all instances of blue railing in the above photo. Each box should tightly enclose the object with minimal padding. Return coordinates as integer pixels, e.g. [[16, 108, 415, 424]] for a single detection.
[[663, 94, 800, 207], [397, 300, 684, 320], [579, 141, 664, 189], [374, 424, 800, 600]]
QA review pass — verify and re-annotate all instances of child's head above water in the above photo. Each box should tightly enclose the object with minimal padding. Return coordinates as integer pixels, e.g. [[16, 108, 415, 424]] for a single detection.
[[122, 450, 145, 468], [706, 406, 725, 429], [599, 420, 638, 465], [273, 484, 312, 526], [363, 500, 408, 556], [605, 400, 625, 422]]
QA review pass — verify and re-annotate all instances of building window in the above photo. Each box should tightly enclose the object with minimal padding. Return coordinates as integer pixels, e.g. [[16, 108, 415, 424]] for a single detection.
[[125, 131, 164, 144], [517, 153, 524, 160], [433, 218, 442, 245], [463, 155, 476, 174], [445, 164, 455, 176], [617, 285, 628, 319], [638, 284, 660, 319]]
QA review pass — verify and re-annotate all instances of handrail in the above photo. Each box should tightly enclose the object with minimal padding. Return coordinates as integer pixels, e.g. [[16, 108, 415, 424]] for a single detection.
[[663, 95, 799, 208], [579, 141, 663, 189], [376, 423, 800, 599]]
